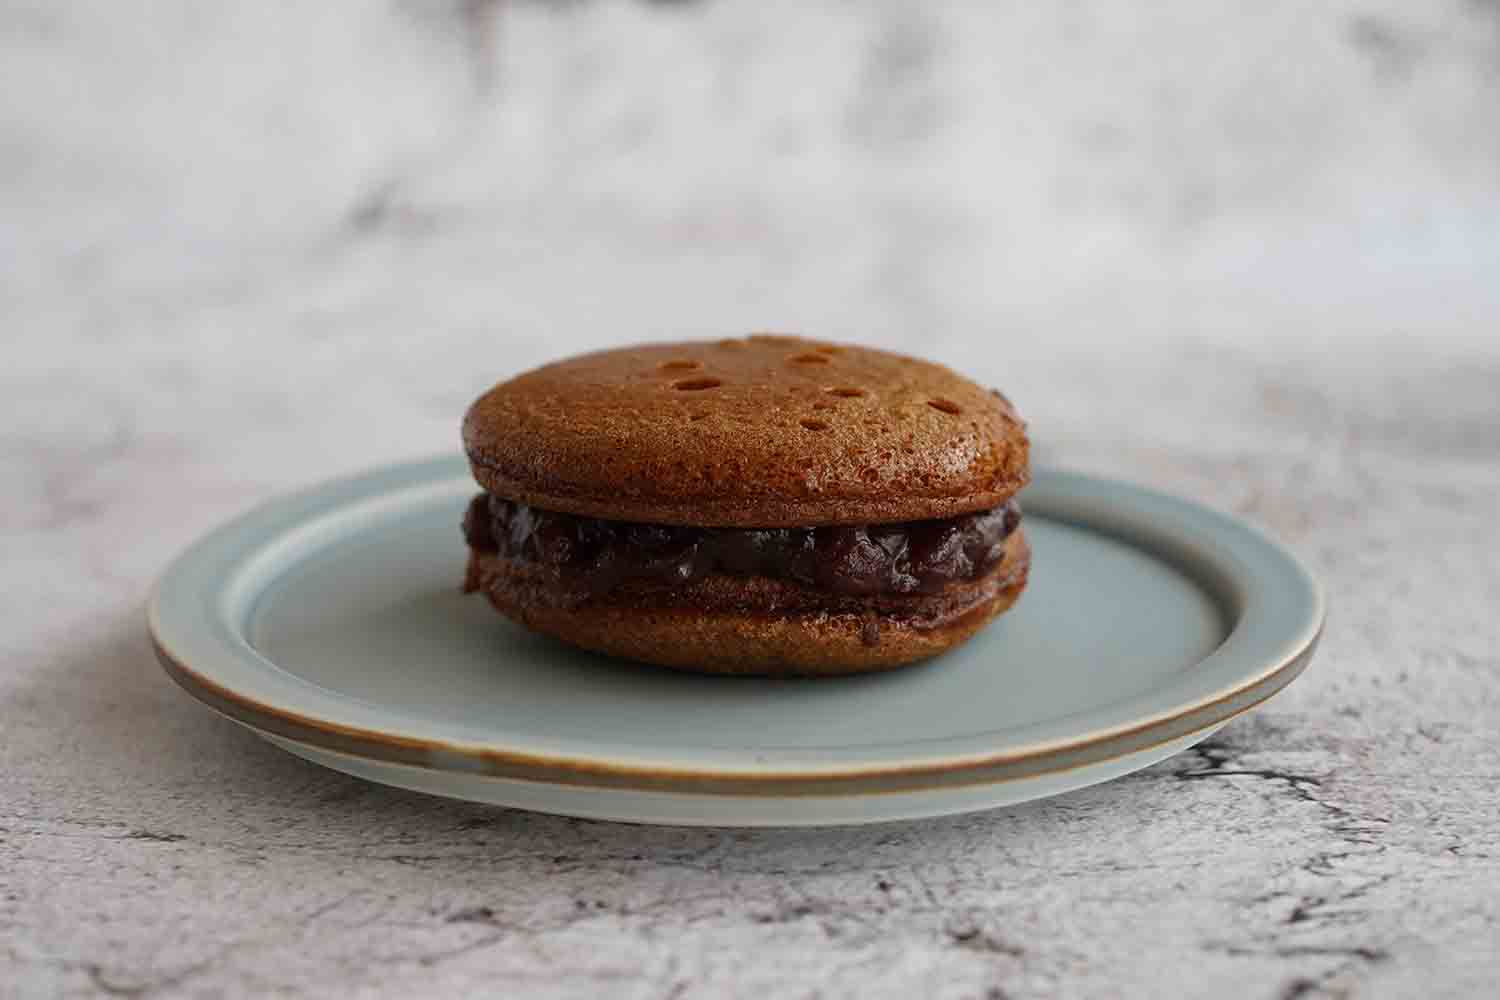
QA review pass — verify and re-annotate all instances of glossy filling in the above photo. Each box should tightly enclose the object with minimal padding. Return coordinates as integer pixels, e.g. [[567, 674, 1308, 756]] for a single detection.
[[464, 493, 1021, 597]]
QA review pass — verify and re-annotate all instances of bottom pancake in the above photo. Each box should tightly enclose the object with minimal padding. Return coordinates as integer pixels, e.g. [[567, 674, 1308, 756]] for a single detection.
[[464, 528, 1030, 676]]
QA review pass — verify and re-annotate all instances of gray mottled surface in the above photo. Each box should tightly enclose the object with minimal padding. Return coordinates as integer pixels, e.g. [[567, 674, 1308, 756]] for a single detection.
[[2, 2, 1498, 997]]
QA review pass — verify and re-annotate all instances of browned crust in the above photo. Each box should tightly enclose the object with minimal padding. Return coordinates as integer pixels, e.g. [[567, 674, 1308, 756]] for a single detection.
[[463, 335, 1029, 528], [465, 529, 1030, 676]]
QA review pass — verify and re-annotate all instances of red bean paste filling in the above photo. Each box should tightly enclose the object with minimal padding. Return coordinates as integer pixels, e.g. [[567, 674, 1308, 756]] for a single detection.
[[464, 493, 1020, 597]]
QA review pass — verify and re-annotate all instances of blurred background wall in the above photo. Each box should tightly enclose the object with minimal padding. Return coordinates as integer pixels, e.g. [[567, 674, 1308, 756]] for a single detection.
[[4, 1, 1497, 512]]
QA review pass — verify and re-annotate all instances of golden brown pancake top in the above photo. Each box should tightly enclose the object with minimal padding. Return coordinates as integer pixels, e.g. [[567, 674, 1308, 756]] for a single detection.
[[463, 334, 1028, 527]]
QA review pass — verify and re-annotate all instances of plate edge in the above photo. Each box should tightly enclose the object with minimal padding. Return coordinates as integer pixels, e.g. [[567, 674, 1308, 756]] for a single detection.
[[150, 623, 1320, 797]]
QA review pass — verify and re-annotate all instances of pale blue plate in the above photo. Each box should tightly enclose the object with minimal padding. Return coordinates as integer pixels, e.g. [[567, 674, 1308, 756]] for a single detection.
[[149, 456, 1322, 826]]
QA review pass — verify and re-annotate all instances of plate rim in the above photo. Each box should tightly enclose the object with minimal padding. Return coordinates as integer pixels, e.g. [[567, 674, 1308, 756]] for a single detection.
[[148, 455, 1324, 798]]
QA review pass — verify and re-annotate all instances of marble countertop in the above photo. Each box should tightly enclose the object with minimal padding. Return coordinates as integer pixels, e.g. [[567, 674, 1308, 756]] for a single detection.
[[4, 3, 1497, 997]]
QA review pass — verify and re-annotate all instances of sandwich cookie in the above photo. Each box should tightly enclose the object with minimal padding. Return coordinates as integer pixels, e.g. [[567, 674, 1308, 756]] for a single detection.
[[461, 335, 1030, 675]]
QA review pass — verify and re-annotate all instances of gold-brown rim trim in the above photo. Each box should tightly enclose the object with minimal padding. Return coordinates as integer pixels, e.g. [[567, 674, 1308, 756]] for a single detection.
[[151, 624, 1321, 798]]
